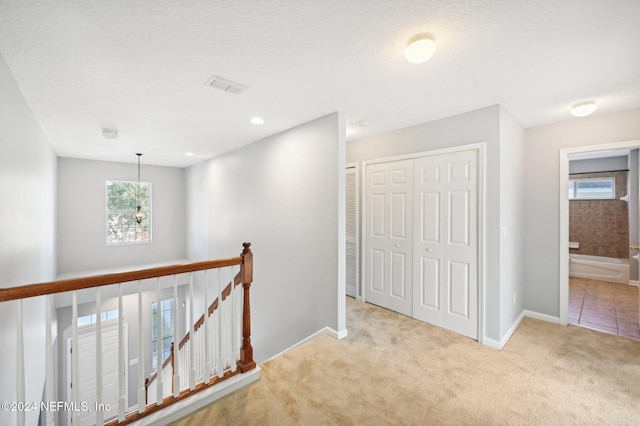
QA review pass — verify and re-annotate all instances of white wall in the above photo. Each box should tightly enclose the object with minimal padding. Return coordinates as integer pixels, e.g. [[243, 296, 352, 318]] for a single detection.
[[57, 158, 186, 276], [0, 53, 57, 426], [524, 108, 640, 317], [185, 112, 344, 363], [347, 105, 503, 341], [498, 106, 526, 336]]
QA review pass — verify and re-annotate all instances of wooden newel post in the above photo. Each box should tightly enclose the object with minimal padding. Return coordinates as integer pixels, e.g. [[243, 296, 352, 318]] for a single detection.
[[237, 242, 256, 373]]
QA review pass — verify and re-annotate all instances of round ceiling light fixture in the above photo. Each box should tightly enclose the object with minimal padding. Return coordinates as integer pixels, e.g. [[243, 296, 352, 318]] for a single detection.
[[405, 33, 437, 64], [571, 101, 598, 117], [250, 117, 264, 125]]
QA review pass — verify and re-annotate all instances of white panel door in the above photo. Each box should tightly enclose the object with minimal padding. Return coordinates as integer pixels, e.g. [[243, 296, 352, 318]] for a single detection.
[[365, 160, 413, 316], [413, 150, 478, 339], [68, 323, 125, 425]]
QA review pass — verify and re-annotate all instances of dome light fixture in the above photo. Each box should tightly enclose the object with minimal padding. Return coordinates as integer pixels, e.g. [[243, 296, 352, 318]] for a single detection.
[[571, 101, 598, 117], [404, 33, 437, 64], [250, 117, 264, 125]]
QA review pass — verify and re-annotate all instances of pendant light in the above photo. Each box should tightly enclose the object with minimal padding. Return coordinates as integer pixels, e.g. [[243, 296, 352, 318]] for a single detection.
[[133, 153, 145, 224]]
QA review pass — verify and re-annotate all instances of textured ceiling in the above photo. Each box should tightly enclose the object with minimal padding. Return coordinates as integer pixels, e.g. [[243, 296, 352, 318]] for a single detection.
[[1, 0, 639, 167]]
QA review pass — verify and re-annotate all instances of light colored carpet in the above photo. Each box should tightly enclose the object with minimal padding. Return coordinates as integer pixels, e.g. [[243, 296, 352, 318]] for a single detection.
[[173, 297, 640, 425]]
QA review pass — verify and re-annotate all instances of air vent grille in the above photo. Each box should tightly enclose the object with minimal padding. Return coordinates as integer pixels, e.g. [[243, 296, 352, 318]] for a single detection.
[[205, 75, 248, 94]]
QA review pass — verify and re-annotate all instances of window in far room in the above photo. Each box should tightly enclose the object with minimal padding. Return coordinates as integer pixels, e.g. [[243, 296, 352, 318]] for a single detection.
[[151, 299, 174, 370], [106, 180, 151, 244], [568, 177, 615, 200]]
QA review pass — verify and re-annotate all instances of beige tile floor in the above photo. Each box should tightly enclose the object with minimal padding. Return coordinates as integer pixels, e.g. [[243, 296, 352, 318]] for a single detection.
[[569, 277, 640, 339]]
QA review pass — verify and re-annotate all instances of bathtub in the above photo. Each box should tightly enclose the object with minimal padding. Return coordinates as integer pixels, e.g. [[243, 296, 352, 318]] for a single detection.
[[569, 254, 629, 284]]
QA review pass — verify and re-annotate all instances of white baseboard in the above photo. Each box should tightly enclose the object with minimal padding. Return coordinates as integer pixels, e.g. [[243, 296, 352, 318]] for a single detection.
[[523, 310, 561, 324], [132, 367, 260, 426], [264, 326, 345, 363], [629, 280, 639, 287], [482, 310, 526, 350]]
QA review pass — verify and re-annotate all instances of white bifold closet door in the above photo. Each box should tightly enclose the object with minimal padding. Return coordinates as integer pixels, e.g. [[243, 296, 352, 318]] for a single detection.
[[365, 149, 478, 339], [412, 150, 478, 339], [366, 159, 413, 316]]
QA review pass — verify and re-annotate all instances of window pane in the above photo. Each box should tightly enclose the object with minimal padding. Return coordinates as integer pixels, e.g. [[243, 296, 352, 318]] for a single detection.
[[568, 181, 575, 199], [106, 180, 151, 244], [575, 179, 614, 199]]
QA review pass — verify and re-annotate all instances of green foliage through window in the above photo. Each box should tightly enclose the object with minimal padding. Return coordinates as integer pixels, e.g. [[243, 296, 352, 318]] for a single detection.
[[106, 180, 151, 244]]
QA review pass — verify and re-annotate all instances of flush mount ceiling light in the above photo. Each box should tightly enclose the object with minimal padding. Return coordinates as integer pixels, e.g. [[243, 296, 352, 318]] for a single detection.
[[102, 128, 119, 139], [185, 152, 194, 157], [404, 33, 437, 64], [250, 117, 264, 125], [571, 101, 598, 117]]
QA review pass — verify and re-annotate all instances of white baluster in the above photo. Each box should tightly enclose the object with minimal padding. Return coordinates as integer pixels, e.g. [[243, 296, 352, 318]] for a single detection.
[[16, 300, 25, 426], [156, 278, 163, 405], [216, 268, 224, 378], [138, 281, 146, 413], [204, 269, 211, 384], [173, 275, 180, 397], [71, 292, 80, 426], [230, 266, 238, 372], [189, 272, 196, 390], [45, 295, 54, 426], [118, 284, 125, 421], [96, 289, 104, 425]]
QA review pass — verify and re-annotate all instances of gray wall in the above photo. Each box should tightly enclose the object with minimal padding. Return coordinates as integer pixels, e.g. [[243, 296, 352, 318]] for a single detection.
[[347, 105, 506, 342], [185, 113, 343, 363], [0, 53, 58, 426], [524, 108, 640, 317], [569, 156, 629, 174], [57, 158, 187, 276]]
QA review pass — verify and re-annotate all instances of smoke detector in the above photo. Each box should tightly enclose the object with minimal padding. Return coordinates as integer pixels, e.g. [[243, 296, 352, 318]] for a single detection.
[[205, 75, 248, 94], [102, 128, 119, 139]]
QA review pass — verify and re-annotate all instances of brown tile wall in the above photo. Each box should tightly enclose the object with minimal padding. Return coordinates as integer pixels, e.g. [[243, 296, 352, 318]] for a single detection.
[[569, 171, 629, 259]]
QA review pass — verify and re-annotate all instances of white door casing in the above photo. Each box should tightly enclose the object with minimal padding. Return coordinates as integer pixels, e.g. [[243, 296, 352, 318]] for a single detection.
[[365, 159, 413, 316], [413, 150, 478, 339]]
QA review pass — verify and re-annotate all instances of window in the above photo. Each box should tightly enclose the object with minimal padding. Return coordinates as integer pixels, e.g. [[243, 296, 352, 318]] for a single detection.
[[568, 178, 615, 200], [77, 309, 119, 327], [151, 299, 174, 370], [106, 180, 151, 244]]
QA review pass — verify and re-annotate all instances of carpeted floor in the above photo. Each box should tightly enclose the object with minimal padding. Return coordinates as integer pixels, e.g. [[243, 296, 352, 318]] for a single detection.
[[173, 297, 640, 425]]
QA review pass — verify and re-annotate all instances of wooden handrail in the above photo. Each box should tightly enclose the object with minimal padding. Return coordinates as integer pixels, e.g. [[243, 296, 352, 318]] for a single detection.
[[0, 257, 242, 303]]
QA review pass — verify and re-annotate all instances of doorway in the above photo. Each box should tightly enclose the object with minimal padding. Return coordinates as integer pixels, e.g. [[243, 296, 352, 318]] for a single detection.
[[559, 140, 640, 336], [66, 322, 128, 425]]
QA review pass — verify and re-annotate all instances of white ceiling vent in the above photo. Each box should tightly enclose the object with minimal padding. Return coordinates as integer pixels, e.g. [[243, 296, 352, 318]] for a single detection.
[[205, 75, 248, 94]]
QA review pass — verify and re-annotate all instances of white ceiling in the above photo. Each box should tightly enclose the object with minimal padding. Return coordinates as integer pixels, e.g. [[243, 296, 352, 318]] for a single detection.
[[1, 0, 639, 168]]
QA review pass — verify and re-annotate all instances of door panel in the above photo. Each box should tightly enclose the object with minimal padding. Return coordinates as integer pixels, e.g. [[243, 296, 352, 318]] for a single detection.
[[365, 160, 413, 316], [413, 150, 478, 339]]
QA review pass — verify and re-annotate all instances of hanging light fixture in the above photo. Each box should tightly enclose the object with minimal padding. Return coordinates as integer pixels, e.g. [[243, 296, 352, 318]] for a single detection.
[[133, 153, 145, 224]]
